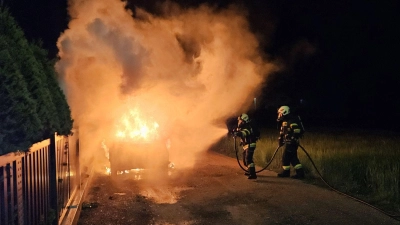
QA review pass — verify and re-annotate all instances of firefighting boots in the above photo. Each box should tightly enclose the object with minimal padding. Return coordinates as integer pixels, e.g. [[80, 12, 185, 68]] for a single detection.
[[291, 168, 305, 179], [247, 167, 257, 179], [277, 169, 290, 177]]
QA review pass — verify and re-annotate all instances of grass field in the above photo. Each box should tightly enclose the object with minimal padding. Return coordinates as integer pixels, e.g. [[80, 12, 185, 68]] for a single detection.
[[211, 128, 400, 214]]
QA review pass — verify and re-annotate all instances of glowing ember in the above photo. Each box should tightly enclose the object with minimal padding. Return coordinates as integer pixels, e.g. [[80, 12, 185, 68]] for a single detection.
[[105, 166, 111, 175]]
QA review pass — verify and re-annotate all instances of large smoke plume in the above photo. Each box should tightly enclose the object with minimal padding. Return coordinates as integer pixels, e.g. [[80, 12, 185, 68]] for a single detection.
[[56, 0, 276, 173]]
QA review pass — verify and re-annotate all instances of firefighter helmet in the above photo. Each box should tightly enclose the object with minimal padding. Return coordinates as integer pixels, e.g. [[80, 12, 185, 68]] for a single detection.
[[277, 106, 290, 121], [239, 113, 250, 123]]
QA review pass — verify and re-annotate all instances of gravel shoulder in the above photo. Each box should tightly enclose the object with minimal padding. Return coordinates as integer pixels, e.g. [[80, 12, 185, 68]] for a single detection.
[[77, 151, 399, 225]]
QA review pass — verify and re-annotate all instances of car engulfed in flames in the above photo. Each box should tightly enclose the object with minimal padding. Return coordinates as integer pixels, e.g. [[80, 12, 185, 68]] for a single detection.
[[104, 107, 171, 177]]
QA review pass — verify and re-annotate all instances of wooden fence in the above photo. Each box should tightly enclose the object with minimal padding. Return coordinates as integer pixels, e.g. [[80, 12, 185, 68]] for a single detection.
[[0, 131, 81, 225]]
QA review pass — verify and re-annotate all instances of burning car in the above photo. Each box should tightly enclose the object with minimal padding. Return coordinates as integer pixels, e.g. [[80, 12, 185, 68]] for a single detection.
[[103, 107, 171, 177]]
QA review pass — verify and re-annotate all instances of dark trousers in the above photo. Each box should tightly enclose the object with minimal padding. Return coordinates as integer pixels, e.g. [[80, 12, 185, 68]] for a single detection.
[[282, 143, 300, 167], [242, 147, 255, 167]]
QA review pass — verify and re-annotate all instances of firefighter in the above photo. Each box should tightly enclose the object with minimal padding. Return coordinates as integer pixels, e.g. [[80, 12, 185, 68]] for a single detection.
[[234, 113, 257, 179], [276, 106, 305, 179]]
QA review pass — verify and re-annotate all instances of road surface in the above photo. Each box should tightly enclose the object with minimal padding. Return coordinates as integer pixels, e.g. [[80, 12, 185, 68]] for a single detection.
[[77, 151, 399, 225]]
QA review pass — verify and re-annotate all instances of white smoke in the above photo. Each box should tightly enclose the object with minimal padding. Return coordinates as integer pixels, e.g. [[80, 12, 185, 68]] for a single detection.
[[56, 0, 277, 171]]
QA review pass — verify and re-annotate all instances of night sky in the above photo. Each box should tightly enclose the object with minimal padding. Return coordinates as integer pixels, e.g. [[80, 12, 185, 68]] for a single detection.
[[4, 0, 400, 131]]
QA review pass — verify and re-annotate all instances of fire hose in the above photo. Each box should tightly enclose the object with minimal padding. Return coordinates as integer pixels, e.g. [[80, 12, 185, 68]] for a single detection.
[[233, 136, 281, 174], [233, 136, 400, 221]]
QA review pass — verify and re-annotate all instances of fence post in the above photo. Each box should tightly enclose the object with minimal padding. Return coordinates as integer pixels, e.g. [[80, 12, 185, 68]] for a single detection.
[[49, 134, 58, 225], [14, 159, 24, 225]]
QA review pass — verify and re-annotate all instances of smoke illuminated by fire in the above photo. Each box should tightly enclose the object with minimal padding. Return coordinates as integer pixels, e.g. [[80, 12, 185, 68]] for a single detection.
[[56, 0, 277, 172]]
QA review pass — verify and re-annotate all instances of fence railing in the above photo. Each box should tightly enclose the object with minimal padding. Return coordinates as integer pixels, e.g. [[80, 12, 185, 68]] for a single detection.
[[0, 132, 80, 225]]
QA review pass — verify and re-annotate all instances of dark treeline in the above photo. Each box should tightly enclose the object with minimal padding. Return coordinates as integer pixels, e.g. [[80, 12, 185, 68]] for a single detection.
[[0, 7, 73, 155]]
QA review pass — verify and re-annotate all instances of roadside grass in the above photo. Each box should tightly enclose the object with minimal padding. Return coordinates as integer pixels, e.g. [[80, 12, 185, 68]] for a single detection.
[[210, 128, 400, 214]]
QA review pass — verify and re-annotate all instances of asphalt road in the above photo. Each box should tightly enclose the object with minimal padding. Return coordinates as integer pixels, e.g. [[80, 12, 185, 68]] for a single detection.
[[77, 151, 399, 225]]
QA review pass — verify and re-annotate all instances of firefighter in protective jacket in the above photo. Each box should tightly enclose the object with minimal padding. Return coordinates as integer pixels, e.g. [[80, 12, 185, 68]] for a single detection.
[[277, 106, 305, 179], [234, 113, 257, 179]]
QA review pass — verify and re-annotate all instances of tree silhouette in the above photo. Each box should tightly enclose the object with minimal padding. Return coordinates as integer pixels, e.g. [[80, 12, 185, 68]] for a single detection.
[[0, 7, 73, 155], [30, 41, 73, 135]]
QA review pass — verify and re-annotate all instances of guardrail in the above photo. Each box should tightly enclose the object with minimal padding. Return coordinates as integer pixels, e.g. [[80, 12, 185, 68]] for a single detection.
[[0, 131, 80, 225]]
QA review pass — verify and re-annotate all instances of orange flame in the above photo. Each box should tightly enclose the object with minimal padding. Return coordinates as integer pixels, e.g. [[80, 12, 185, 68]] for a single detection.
[[115, 108, 159, 142]]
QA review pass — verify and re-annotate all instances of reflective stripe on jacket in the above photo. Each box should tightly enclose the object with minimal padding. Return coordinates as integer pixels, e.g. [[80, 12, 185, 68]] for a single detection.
[[238, 123, 257, 149]]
